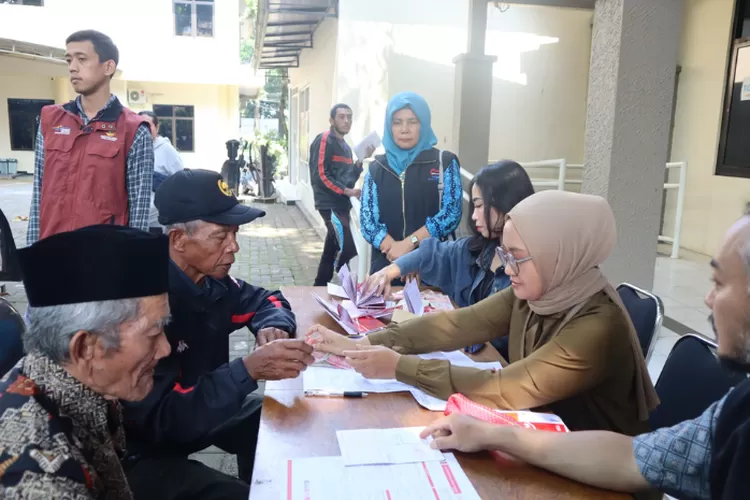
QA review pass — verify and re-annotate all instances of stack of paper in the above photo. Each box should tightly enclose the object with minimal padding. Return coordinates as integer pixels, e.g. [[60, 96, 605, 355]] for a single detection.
[[336, 427, 443, 466], [303, 350, 502, 411], [284, 453, 480, 500], [312, 293, 387, 336], [402, 278, 424, 316], [285, 427, 481, 499], [338, 264, 387, 313], [303, 365, 412, 394]]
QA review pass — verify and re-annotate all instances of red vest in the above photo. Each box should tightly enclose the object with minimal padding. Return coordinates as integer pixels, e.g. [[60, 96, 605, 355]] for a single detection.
[[38, 99, 147, 240]]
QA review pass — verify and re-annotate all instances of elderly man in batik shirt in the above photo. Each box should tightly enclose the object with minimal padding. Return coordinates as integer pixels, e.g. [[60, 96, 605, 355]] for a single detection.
[[0, 225, 171, 499]]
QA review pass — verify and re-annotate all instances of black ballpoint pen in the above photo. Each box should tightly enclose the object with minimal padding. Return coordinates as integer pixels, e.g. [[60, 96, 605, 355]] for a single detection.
[[304, 390, 368, 398]]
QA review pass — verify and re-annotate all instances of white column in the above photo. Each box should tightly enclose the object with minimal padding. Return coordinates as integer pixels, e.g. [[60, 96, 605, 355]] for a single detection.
[[582, 0, 683, 290]]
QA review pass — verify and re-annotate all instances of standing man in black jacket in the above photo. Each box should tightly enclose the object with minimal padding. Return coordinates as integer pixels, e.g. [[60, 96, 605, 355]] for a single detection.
[[310, 103, 374, 285], [122, 169, 314, 500]]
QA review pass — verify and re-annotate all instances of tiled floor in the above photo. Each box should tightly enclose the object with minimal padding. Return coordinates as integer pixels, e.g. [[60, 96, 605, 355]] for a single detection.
[[647, 248, 714, 383]]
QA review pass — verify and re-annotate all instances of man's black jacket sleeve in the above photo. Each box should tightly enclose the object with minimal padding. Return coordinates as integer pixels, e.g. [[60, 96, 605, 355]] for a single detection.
[[228, 276, 297, 336], [123, 355, 257, 448]]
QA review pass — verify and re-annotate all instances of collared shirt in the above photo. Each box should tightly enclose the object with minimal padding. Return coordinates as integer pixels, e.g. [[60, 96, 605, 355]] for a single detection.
[[0, 352, 132, 499], [27, 95, 153, 244], [633, 394, 727, 499]]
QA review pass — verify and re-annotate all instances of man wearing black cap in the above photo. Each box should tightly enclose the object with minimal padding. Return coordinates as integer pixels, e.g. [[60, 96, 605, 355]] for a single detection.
[[122, 169, 314, 500], [0, 225, 171, 499]]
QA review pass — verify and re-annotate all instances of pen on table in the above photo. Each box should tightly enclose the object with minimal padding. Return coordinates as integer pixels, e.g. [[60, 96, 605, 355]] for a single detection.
[[304, 390, 368, 398]]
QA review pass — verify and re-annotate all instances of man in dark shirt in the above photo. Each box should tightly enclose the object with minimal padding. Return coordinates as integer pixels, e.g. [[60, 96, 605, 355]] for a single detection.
[[309, 103, 374, 285], [123, 169, 314, 500]]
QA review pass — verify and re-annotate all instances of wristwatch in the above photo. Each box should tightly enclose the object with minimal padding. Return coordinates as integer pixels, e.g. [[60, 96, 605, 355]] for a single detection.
[[410, 234, 419, 247]]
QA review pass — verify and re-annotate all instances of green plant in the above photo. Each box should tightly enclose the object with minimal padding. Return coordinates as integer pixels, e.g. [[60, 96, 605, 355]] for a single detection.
[[247, 129, 288, 179]]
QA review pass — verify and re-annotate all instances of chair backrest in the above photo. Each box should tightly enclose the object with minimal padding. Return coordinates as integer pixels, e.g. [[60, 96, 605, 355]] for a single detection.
[[649, 333, 746, 430], [0, 298, 25, 376], [0, 207, 22, 281], [617, 283, 663, 362]]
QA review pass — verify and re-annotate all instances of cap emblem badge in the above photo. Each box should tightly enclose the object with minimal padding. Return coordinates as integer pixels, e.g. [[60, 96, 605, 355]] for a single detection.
[[218, 179, 232, 197]]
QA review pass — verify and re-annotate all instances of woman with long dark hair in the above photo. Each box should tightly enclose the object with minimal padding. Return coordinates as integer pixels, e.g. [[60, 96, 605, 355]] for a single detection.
[[364, 160, 534, 357]]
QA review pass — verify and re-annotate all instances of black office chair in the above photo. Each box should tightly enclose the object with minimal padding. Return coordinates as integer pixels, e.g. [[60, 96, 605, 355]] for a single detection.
[[0, 297, 25, 376], [649, 333, 746, 430], [0, 207, 22, 281], [617, 283, 663, 363]]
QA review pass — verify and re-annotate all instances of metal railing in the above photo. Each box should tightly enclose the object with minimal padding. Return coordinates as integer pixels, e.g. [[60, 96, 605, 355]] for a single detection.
[[462, 159, 688, 259], [349, 159, 688, 281], [658, 162, 687, 259]]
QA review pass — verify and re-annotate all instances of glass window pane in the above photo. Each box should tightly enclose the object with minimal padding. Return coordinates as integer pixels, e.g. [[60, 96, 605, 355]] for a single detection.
[[174, 3, 193, 36], [175, 119, 194, 151], [196, 4, 213, 37], [159, 121, 173, 143], [8, 98, 53, 151], [174, 105, 194, 118], [153, 105, 173, 117]]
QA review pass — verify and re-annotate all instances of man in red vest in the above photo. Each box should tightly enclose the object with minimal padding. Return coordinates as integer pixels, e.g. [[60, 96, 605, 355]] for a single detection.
[[27, 30, 154, 244]]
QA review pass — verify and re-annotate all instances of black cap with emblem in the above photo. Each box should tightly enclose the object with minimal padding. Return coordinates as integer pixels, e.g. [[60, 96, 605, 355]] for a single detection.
[[155, 169, 266, 226]]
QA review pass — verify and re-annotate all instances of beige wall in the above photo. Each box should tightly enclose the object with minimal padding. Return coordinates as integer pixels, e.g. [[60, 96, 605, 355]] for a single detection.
[[0, 56, 67, 173], [0, 55, 239, 174], [666, 0, 750, 256], [332, 0, 592, 163], [287, 0, 592, 222], [288, 18, 339, 220]]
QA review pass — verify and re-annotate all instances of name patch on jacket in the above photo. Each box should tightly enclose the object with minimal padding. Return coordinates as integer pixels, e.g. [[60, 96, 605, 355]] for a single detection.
[[53, 125, 71, 136], [100, 132, 118, 142]]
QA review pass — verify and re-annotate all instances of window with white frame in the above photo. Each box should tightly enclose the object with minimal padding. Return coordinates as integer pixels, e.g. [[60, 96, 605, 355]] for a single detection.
[[298, 87, 310, 184], [153, 105, 195, 152], [173, 0, 214, 37]]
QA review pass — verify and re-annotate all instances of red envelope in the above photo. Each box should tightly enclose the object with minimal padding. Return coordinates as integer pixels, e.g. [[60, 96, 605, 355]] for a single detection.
[[444, 394, 569, 465]]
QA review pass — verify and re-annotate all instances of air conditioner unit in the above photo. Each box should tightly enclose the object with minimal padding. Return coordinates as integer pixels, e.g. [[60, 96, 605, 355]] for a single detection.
[[128, 88, 147, 105]]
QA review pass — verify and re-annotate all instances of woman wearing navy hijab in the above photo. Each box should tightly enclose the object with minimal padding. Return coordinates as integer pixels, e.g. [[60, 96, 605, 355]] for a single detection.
[[360, 92, 463, 274]]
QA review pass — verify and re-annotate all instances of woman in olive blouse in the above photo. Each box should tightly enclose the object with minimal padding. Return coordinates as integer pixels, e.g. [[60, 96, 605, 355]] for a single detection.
[[310, 190, 659, 436]]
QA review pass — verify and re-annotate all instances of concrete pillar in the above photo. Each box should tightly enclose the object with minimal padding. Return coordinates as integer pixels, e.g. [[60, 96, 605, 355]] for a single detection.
[[582, 0, 682, 290], [452, 54, 496, 175], [452, 0, 496, 176], [466, 0, 489, 55]]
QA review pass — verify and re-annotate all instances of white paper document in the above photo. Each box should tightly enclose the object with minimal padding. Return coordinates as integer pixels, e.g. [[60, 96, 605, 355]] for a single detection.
[[354, 131, 381, 161], [283, 453, 480, 500], [409, 351, 502, 411], [418, 350, 503, 371], [409, 388, 451, 412], [336, 427, 444, 466], [326, 282, 348, 299], [303, 366, 412, 393]]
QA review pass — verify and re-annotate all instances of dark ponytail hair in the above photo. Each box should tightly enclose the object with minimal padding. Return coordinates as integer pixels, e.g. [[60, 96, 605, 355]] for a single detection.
[[467, 160, 535, 254], [138, 110, 159, 127]]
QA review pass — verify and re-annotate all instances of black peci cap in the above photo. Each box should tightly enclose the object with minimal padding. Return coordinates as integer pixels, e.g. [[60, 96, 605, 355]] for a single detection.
[[155, 169, 265, 226], [18, 225, 170, 307]]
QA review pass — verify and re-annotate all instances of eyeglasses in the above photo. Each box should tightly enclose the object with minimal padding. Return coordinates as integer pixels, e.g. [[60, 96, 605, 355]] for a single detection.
[[495, 246, 532, 275]]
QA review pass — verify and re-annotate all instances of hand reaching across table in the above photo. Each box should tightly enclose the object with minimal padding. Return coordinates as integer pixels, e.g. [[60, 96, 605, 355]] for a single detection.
[[306, 324, 369, 355], [343, 345, 401, 379], [420, 413, 499, 453]]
